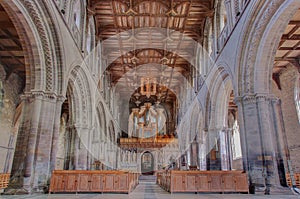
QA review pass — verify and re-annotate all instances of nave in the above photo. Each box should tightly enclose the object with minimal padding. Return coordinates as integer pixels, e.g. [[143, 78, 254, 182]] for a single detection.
[[0, 0, 300, 196]]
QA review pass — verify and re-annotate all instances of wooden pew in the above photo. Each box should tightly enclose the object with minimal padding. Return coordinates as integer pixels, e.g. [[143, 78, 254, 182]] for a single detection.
[[286, 173, 300, 188], [157, 170, 249, 193], [49, 170, 140, 194], [0, 173, 10, 190]]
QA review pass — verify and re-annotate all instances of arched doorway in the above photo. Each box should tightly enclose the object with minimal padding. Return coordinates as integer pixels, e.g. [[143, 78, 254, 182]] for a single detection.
[[141, 151, 154, 175]]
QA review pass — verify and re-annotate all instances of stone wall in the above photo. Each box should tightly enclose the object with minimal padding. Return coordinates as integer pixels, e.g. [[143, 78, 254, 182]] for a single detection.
[[0, 64, 24, 173], [273, 67, 300, 173]]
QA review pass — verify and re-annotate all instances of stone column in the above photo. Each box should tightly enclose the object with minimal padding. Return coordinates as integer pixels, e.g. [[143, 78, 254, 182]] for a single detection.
[[220, 128, 230, 170], [7, 91, 62, 193], [270, 98, 289, 187], [186, 147, 191, 168], [224, 0, 234, 30], [235, 94, 287, 194], [75, 126, 90, 170], [199, 130, 207, 170], [190, 140, 198, 167], [50, 96, 65, 172]]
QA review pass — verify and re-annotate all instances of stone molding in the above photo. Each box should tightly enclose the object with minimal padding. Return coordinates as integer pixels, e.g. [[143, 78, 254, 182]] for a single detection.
[[20, 0, 54, 91], [242, 0, 285, 93], [19, 0, 63, 93], [234, 93, 277, 105], [21, 91, 65, 102]]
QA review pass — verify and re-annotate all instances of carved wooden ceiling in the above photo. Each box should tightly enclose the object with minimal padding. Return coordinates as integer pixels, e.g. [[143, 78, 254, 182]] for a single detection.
[[89, 0, 214, 105], [0, 4, 25, 82], [274, 8, 300, 89]]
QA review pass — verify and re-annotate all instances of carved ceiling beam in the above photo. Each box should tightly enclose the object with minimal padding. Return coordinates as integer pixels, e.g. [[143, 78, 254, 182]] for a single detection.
[[274, 57, 298, 62], [289, 20, 300, 25], [278, 47, 300, 51], [281, 34, 300, 40]]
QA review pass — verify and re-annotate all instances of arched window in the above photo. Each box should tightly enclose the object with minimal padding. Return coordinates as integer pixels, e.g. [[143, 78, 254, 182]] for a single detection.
[[73, 0, 81, 29], [86, 17, 95, 54], [86, 25, 92, 53], [219, 0, 227, 34]]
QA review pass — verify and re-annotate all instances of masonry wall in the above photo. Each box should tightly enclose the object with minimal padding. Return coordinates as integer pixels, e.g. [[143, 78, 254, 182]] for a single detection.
[[272, 67, 300, 173], [0, 64, 23, 173]]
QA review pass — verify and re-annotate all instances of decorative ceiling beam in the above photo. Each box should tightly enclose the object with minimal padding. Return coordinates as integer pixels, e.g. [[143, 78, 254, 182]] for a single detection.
[[289, 20, 300, 25], [0, 22, 15, 28], [281, 34, 300, 40], [274, 57, 298, 62], [278, 47, 300, 51]]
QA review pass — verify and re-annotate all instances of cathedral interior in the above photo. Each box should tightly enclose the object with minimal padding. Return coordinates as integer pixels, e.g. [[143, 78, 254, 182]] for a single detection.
[[0, 0, 299, 197]]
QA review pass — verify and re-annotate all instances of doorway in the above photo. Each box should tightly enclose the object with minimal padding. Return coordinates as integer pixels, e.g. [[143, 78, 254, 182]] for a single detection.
[[141, 151, 154, 175]]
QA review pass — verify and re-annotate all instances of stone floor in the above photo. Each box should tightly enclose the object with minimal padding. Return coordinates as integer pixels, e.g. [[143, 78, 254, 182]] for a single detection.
[[0, 181, 299, 199]]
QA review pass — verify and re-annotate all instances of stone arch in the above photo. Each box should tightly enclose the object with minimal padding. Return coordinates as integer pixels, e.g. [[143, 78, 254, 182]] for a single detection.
[[202, 17, 214, 75], [189, 101, 203, 143], [141, 151, 154, 175], [1, 1, 64, 94], [204, 64, 235, 130], [96, 101, 107, 141], [108, 120, 115, 143], [238, 0, 300, 95], [214, 0, 227, 37], [65, 0, 86, 48], [67, 66, 92, 128], [86, 16, 96, 54], [213, 74, 233, 129]]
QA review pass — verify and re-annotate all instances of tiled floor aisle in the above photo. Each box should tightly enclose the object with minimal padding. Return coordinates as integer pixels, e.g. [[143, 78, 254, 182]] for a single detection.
[[0, 181, 299, 199]]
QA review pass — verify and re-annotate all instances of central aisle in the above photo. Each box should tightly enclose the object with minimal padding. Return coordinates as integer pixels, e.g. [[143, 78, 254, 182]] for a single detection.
[[130, 175, 169, 199]]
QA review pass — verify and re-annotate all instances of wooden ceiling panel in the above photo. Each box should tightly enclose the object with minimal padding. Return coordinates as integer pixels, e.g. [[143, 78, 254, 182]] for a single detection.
[[273, 8, 300, 88], [91, 0, 213, 106], [0, 4, 25, 81]]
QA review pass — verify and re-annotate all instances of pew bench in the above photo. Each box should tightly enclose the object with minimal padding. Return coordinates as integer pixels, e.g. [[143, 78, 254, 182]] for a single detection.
[[0, 173, 10, 190], [157, 170, 249, 193], [49, 170, 139, 194], [286, 173, 300, 188]]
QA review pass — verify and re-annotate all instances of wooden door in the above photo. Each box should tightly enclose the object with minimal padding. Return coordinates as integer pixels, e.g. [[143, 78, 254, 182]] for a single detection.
[[222, 174, 235, 192], [197, 174, 210, 192], [103, 174, 114, 192], [210, 174, 222, 192], [77, 174, 90, 192], [90, 174, 103, 192], [186, 175, 197, 192], [65, 174, 77, 192]]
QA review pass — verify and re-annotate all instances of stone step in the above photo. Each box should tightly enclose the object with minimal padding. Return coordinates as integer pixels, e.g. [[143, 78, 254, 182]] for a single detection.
[[139, 175, 157, 182]]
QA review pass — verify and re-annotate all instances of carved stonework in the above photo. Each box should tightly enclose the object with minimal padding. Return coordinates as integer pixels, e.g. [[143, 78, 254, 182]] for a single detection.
[[69, 67, 91, 126], [234, 93, 276, 106], [20, 0, 63, 93], [242, 0, 285, 94]]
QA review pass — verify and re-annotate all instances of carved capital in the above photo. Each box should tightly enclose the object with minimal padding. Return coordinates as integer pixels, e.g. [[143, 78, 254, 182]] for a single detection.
[[21, 90, 61, 102], [234, 93, 277, 105]]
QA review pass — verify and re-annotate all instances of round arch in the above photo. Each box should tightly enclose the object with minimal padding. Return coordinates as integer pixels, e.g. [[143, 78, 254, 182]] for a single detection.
[[238, 0, 300, 95], [1, 1, 64, 94], [96, 101, 107, 141], [141, 151, 154, 175], [67, 66, 93, 128]]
